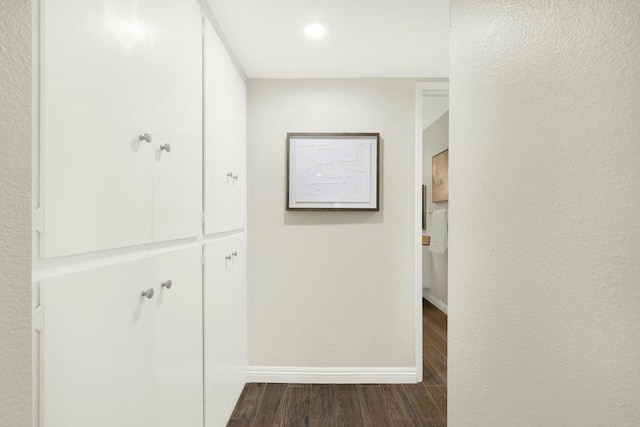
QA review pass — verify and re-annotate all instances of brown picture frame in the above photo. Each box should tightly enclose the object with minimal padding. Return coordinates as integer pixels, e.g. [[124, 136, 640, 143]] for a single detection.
[[286, 132, 380, 211], [422, 185, 427, 230]]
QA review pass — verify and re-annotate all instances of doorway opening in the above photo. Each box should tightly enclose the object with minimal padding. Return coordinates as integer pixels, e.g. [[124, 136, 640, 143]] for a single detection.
[[414, 80, 449, 386]]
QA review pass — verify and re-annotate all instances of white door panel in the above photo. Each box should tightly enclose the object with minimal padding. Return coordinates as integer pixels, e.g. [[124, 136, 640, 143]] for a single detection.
[[204, 235, 247, 426], [228, 235, 247, 395], [152, 246, 203, 427], [40, 259, 155, 427], [151, 0, 203, 242], [204, 20, 247, 235], [204, 238, 235, 426], [41, 0, 154, 257]]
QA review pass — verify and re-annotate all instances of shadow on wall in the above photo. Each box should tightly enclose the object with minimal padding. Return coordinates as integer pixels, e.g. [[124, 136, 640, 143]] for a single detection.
[[284, 210, 381, 225], [284, 137, 385, 226]]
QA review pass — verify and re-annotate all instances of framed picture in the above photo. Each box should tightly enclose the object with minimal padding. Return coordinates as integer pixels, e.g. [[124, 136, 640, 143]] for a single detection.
[[286, 132, 380, 211], [432, 149, 449, 202], [422, 185, 427, 230]]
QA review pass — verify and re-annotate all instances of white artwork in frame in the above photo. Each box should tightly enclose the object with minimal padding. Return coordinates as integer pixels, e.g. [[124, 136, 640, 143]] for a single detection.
[[287, 133, 380, 210]]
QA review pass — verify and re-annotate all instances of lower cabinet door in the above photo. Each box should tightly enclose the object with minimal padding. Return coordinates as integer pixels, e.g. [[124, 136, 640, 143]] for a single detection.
[[153, 246, 203, 427], [204, 234, 247, 426], [40, 248, 204, 427], [40, 258, 156, 427]]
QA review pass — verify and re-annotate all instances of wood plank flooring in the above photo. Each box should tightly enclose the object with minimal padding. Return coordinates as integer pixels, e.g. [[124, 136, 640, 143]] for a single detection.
[[228, 299, 447, 426]]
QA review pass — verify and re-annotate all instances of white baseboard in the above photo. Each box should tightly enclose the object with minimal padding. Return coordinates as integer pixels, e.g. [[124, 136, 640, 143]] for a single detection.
[[422, 291, 448, 314], [246, 366, 418, 384]]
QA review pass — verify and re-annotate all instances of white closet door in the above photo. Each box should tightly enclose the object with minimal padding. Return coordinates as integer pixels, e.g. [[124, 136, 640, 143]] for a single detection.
[[151, 0, 203, 242], [204, 20, 247, 235], [41, 0, 154, 258], [152, 246, 203, 427], [204, 234, 247, 426], [227, 234, 247, 391], [40, 259, 155, 427]]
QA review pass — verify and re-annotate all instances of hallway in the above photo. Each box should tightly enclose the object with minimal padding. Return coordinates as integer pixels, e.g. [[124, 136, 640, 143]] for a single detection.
[[227, 299, 447, 426]]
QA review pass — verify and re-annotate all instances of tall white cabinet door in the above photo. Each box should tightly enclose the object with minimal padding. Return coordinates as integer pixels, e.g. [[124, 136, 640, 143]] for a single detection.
[[204, 20, 247, 235], [204, 235, 247, 426], [152, 246, 203, 427], [151, 0, 203, 242], [41, 0, 154, 258], [40, 259, 155, 427]]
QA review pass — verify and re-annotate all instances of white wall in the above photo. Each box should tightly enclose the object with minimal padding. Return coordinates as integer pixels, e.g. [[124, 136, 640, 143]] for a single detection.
[[449, 1, 640, 425], [422, 110, 448, 306], [247, 79, 417, 368], [0, 0, 32, 425], [422, 97, 449, 132]]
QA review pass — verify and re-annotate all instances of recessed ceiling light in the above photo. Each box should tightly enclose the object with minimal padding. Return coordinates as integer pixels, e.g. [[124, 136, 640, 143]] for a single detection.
[[303, 20, 330, 41]]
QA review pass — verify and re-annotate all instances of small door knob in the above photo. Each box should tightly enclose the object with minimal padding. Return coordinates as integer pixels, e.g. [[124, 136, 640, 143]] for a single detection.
[[161, 279, 173, 289], [141, 288, 154, 299], [160, 144, 171, 152], [231, 252, 238, 257], [138, 133, 152, 143]]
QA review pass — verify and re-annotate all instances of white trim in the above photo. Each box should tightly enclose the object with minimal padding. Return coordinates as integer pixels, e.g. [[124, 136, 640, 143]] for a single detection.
[[247, 366, 418, 384], [422, 293, 448, 315], [414, 84, 423, 383], [33, 238, 201, 279], [415, 80, 449, 384]]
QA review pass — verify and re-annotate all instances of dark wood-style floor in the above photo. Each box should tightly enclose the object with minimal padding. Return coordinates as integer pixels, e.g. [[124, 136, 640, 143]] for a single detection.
[[228, 299, 447, 426]]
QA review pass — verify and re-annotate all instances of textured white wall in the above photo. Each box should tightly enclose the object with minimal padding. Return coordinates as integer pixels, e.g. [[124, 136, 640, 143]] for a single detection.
[[247, 79, 416, 367], [0, 0, 32, 425], [449, 1, 640, 425], [422, 111, 448, 305]]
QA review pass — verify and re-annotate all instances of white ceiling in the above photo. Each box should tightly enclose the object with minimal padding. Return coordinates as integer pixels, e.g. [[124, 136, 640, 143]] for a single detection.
[[206, 0, 450, 79]]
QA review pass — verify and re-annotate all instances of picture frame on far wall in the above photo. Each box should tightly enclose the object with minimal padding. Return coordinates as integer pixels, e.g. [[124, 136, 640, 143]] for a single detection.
[[286, 132, 380, 211], [432, 149, 449, 202], [422, 185, 427, 231]]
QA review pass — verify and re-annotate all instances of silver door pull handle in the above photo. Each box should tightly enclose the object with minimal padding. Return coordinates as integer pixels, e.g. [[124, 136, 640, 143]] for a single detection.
[[231, 252, 238, 257], [225, 255, 232, 261], [161, 280, 172, 289], [160, 144, 171, 152], [141, 288, 155, 299], [232, 175, 238, 180], [227, 172, 234, 179], [138, 133, 152, 143]]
